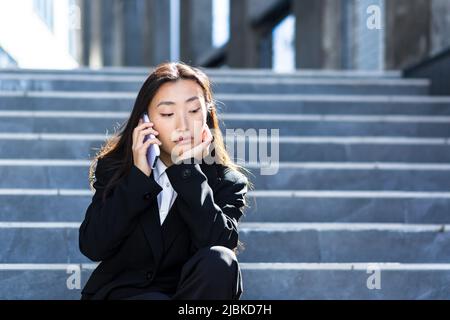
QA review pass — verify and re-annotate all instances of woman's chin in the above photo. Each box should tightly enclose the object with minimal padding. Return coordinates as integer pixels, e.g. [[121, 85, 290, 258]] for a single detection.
[[167, 143, 193, 159], [178, 144, 193, 154]]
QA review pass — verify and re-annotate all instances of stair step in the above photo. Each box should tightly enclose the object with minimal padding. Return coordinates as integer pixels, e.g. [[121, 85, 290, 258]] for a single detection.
[[0, 262, 450, 299], [242, 263, 450, 299], [0, 137, 449, 163], [0, 76, 429, 95], [1, 162, 449, 191], [1, 191, 449, 223], [0, 68, 404, 78], [1, 112, 450, 137], [238, 223, 450, 262], [2, 92, 450, 115], [3, 262, 449, 299], [1, 223, 450, 263]]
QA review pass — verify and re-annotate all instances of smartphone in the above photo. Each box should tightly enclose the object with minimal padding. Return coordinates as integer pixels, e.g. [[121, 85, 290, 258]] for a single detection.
[[142, 112, 160, 169]]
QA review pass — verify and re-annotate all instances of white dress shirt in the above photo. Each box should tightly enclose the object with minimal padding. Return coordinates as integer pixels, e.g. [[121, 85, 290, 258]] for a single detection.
[[153, 158, 177, 225]]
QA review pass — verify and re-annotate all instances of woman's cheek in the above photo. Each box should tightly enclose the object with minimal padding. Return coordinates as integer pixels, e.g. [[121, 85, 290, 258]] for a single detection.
[[170, 143, 189, 157], [192, 124, 205, 145], [161, 138, 175, 155]]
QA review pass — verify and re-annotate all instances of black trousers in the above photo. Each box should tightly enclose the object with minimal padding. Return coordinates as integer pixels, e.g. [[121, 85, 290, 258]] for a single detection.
[[124, 246, 243, 300]]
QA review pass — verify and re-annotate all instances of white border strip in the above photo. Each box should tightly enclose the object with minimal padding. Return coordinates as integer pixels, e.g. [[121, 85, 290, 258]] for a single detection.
[[0, 189, 91, 196], [244, 162, 450, 170], [0, 133, 109, 141], [247, 190, 450, 199], [2, 159, 450, 171], [267, 136, 450, 145], [2, 110, 450, 123], [216, 94, 450, 103], [0, 221, 446, 233], [1, 188, 450, 199], [0, 133, 449, 145], [239, 222, 449, 232], [1, 263, 450, 271], [223, 114, 450, 123], [0, 222, 80, 228], [0, 68, 402, 77], [0, 74, 427, 85], [0, 159, 90, 166], [2, 91, 450, 103], [0, 264, 98, 270], [240, 263, 450, 271]]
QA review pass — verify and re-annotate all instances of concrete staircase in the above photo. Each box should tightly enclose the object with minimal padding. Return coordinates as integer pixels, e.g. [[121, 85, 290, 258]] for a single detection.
[[1, 67, 450, 299]]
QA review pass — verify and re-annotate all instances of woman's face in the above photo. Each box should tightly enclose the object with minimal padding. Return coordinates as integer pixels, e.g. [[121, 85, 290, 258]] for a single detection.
[[147, 79, 208, 161]]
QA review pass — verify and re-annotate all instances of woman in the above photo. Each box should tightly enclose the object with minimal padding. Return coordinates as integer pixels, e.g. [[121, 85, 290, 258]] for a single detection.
[[79, 62, 251, 300]]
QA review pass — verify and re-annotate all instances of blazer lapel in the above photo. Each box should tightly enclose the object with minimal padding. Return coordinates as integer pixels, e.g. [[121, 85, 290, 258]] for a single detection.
[[160, 200, 185, 253], [140, 163, 220, 264], [160, 163, 220, 253], [139, 170, 164, 271]]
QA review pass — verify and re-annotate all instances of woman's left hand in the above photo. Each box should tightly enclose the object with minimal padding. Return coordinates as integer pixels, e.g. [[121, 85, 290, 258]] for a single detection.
[[174, 124, 214, 164]]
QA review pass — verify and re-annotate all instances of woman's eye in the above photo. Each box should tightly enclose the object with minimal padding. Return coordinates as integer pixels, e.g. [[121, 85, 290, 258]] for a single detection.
[[161, 113, 173, 117], [190, 108, 201, 113]]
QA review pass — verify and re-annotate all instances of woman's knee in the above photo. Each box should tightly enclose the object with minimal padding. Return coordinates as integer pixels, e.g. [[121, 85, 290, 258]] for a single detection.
[[195, 245, 238, 274]]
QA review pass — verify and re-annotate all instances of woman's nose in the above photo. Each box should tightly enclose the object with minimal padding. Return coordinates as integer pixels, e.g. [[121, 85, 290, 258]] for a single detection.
[[175, 112, 189, 131]]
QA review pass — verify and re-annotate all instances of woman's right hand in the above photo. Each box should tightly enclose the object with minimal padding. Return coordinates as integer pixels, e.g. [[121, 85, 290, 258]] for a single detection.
[[132, 118, 161, 177]]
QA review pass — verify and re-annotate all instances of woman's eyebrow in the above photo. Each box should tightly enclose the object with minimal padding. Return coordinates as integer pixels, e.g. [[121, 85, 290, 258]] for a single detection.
[[157, 96, 199, 108]]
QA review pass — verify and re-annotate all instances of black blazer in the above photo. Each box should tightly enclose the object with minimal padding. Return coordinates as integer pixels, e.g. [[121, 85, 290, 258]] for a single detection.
[[79, 157, 248, 300]]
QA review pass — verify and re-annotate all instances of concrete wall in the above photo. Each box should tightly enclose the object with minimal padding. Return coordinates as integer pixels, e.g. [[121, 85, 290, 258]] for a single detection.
[[293, 0, 343, 69], [77, 0, 450, 70], [384, 0, 431, 69], [180, 0, 212, 65], [431, 0, 450, 56]]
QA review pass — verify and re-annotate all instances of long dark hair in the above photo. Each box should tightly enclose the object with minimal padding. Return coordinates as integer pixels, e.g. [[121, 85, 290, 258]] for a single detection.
[[88, 61, 252, 252]]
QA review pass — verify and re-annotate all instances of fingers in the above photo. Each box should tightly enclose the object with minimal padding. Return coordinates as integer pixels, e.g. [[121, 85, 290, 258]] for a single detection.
[[140, 127, 159, 137], [133, 119, 156, 148], [143, 137, 162, 147], [202, 125, 213, 143], [202, 127, 213, 145], [137, 121, 154, 130], [137, 138, 162, 153], [135, 119, 154, 132]]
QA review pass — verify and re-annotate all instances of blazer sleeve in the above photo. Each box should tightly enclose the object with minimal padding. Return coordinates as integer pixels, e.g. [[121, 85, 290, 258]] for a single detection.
[[165, 160, 248, 251], [79, 158, 162, 262]]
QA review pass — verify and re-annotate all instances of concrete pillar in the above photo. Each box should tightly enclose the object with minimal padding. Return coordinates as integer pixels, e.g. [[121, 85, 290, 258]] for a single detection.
[[384, 0, 431, 69], [99, 0, 116, 66], [180, 0, 212, 65], [84, 0, 124, 67], [122, 0, 145, 66], [70, 0, 84, 65], [142, 0, 171, 66], [293, 0, 343, 69], [88, 0, 102, 67], [229, 0, 260, 68], [112, 0, 125, 66], [430, 0, 450, 55], [80, 0, 90, 66]]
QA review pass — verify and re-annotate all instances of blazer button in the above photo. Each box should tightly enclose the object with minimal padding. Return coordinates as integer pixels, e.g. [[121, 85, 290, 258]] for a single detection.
[[143, 192, 152, 200], [181, 168, 191, 179], [146, 271, 153, 280]]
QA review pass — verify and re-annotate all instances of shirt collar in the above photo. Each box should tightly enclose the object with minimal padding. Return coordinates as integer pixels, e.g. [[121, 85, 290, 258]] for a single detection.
[[153, 157, 167, 182]]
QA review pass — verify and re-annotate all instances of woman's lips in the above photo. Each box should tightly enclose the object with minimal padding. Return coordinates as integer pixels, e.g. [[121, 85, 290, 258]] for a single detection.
[[176, 137, 193, 145]]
